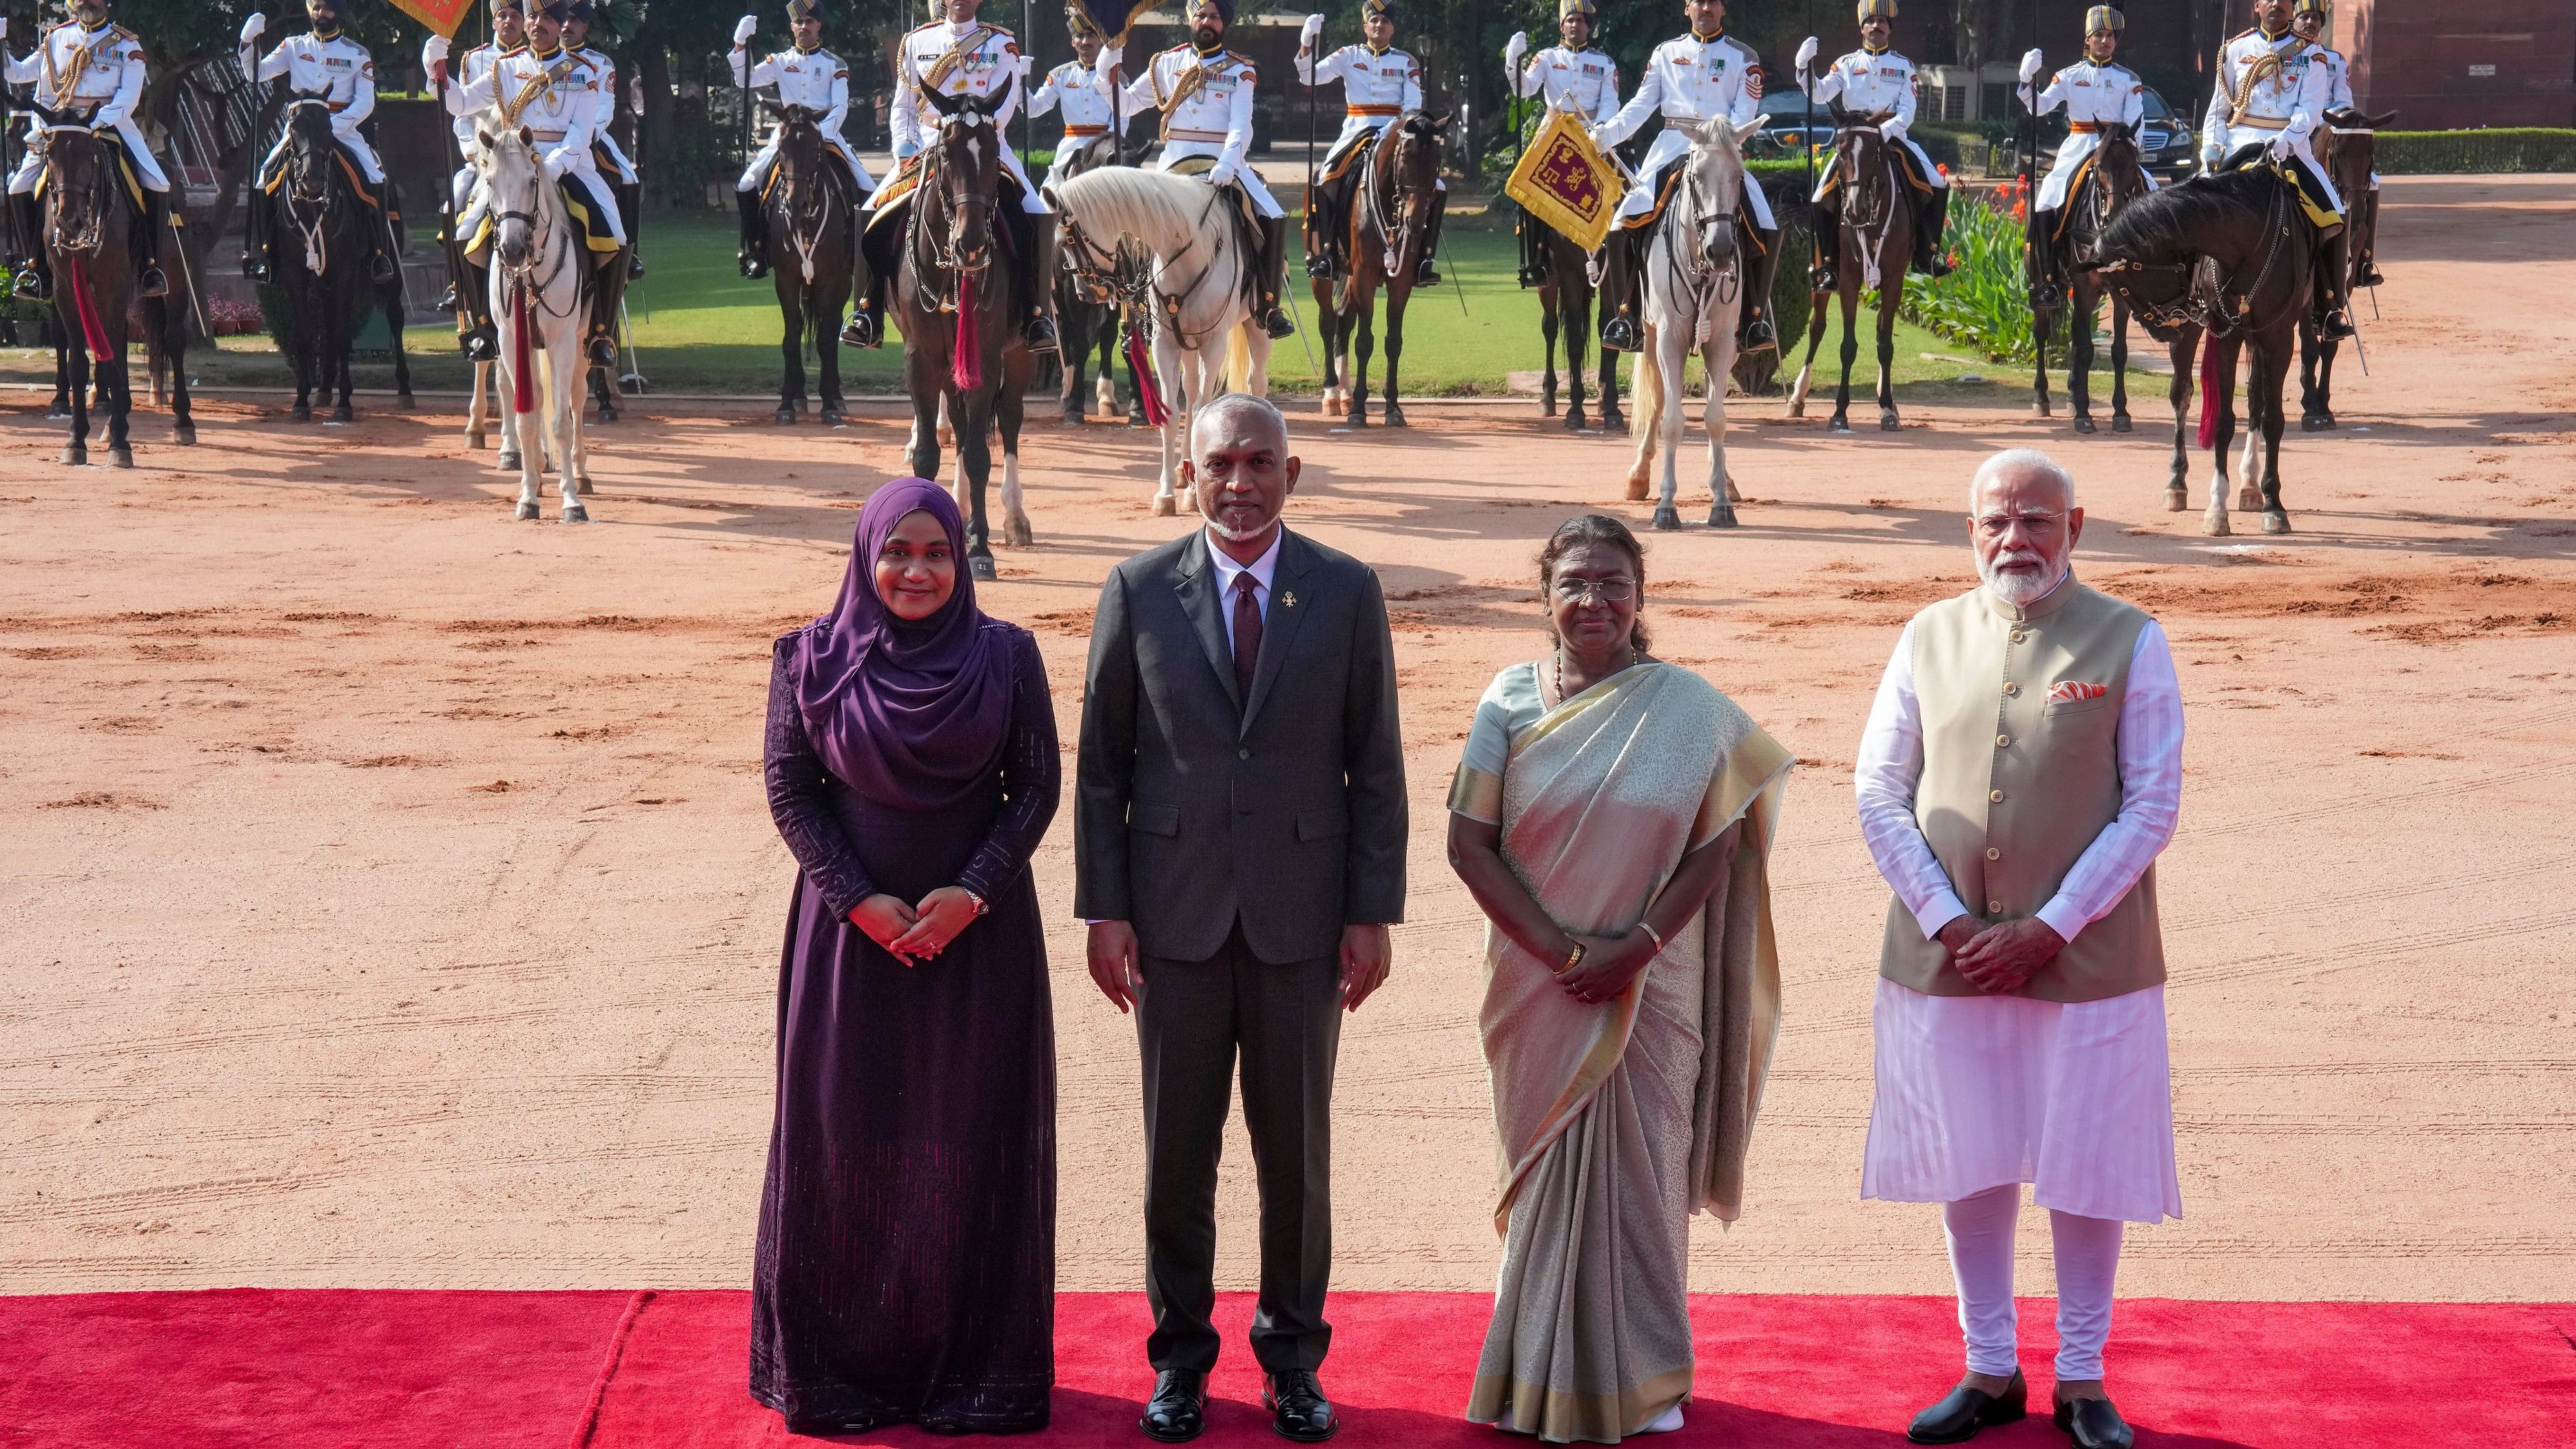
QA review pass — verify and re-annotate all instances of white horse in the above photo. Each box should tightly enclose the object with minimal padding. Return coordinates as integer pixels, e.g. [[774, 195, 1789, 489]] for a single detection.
[[474, 117, 592, 522], [1625, 116, 1764, 531], [1050, 167, 1271, 515]]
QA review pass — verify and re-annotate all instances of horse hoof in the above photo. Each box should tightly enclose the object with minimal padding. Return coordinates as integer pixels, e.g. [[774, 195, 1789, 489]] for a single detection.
[[2110, 414, 2133, 434], [969, 553, 998, 582], [497, 452, 522, 472], [2236, 486, 2264, 511], [1706, 505, 1738, 528], [331, 405, 353, 424], [1651, 506, 1681, 532], [1382, 407, 1408, 429], [1153, 494, 1176, 517], [2165, 488, 2188, 513], [517, 500, 541, 521], [1543, 399, 1558, 418], [1625, 477, 1649, 502], [1602, 413, 1628, 436], [60, 445, 87, 466], [2203, 509, 2232, 537], [397, 394, 418, 411], [290, 404, 311, 423], [821, 407, 847, 427], [1061, 408, 1085, 427], [597, 407, 620, 425], [468, 430, 487, 451], [2073, 415, 2097, 435], [174, 424, 198, 446], [2262, 509, 2293, 535], [563, 503, 590, 524], [107, 446, 134, 470], [1565, 411, 1587, 432], [1006, 517, 1035, 548], [1828, 417, 1853, 433], [2301, 412, 2333, 432], [1879, 412, 1900, 433], [776, 408, 797, 424], [577, 477, 595, 497], [1785, 401, 1806, 420]]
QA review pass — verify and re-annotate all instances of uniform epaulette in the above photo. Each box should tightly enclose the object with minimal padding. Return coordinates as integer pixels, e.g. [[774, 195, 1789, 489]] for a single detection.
[[1228, 50, 1255, 70], [2229, 26, 2258, 40], [113, 25, 138, 40]]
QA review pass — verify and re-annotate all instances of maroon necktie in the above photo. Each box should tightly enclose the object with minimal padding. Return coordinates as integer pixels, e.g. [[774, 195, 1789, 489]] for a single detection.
[[1230, 572, 1263, 699]]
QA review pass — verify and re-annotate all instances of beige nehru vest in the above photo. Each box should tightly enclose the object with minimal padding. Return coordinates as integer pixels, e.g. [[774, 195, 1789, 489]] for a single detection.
[[1879, 579, 2166, 1003]]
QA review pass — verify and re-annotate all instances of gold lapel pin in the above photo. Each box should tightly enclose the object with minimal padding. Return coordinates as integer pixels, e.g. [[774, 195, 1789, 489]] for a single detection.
[[1281, 590, 1298, 607]]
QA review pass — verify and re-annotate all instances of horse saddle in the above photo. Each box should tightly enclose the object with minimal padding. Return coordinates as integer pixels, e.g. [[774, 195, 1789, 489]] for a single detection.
[[1161, 153, 1266, 304], [2213, 143, 2342, 233], [1622, 163, 1769, 262], [1315, 128, 1379, 189]]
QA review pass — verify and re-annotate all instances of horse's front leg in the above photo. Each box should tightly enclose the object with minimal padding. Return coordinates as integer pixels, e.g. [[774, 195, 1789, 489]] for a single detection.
[[1831, 285, 1859, 432], [1564, 278, 1591, 432], [508, 325, 546, 519], [2258, 336, 2293, 533], [1244, 325, 1272, 398], [2108, 297, 2132, 432], [57, 308, 90, 466], [1539, 280, 1562, 419], [163, 299, 196, 446], [1596, 296, 1625, 434], [998, 372, 1032, 547], [956, 394, 996, 578], [1787, 285, 1828, 419], [467, 359, 491, 450], [2165, 331, 2194, 511], [385, 287, 415, 409], [103, 327, 134, 467], [1625, 323, 1661, 504], [1705, 341, 1738, 528], [2032, 300, 2054, 419], [561, 334, 593, 515], [1381, 288, 1408, 428], [2068, 291, 2096, 433], [777, 282, 804, 424], [329, 296, 355, 424], [1875, 288, 1899, 431], [2205, 337, 2240, 536], [906, 369, 942, 482], [1350, 287, 1377, 429]]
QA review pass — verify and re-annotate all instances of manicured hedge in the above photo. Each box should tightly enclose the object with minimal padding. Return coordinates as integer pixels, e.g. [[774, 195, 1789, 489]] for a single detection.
[[2374, 128, 2576, 174]]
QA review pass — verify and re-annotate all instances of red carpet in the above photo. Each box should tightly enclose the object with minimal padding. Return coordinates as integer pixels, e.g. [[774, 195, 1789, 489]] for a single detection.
[[2, 1289, 2567, 1448]]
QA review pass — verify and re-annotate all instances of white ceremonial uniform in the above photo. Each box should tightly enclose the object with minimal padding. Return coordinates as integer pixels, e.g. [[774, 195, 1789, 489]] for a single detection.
[[1108, 43, 1282, 219], [4, 19, 170, 194], [574, 44, 638, 184], [2019, 59, 2158, 213], [1507, 42, 1620, 129], [889, 18, 1045, 213], [2312, 43, 2380, 189], [245, 28, 387, 184], [1593, 30, 1774, 229], [1027, 57, 1114, 187], [1800, 45, 1949, 202], [731, 43, 876, 194], [443, 40, 522, 209], [1297, 43, 1428, 179], [454, 43, 626, 244], [2201, 28, 2341, 212]]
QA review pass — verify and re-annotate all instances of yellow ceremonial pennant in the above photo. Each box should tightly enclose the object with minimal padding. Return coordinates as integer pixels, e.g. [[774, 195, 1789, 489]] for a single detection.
[[389, 0, 478, 41], [1505, 106, 1622, 254]]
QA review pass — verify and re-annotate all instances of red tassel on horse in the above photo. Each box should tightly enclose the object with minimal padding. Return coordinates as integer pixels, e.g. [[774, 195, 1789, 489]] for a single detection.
[[951, 276, 983, 393], [1125, 321, 1169, 428], [512, 287, 535, 415], [2196, 329, 2221, 451], [68, 266, 114, 358]]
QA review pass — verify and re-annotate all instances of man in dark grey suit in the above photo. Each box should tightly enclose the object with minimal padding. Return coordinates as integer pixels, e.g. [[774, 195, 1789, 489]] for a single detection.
[[1076, 393, 1408, 1444]]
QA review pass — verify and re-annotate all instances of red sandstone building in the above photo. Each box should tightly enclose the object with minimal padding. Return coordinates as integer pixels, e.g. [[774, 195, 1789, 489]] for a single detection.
[[2322, 0, 2573, 128]]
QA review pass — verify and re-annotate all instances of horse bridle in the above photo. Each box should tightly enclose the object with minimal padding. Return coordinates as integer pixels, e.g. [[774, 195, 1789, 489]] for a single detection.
[[1365, 119, 1439, 281], [37, 117, 110, 256], [1661, 149, 1742, 347], [2106, 176, 2292, 339], [771, 114, 843, 285], [280, 98, 352, 278], [906, 116, 1002, 316], [492, 139, 578, 318]]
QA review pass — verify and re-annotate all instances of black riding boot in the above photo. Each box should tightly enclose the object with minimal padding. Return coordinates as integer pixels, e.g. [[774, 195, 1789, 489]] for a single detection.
[[1811, 198, 1842, 291], [1915, 186, 1953, 277], [457, 259, 499, 360], [134, 187, 172, 298], [1012, 205, 1058, 353], [1258, 215, 1295, 339], [243, 180, 273, 282], [359, 173, 401, 285], [9, 192, 49, 300], [587, 252, 632, 368], [1740, 220, 1781, 351], [620, 180, 644, 278], [2027, 208, 2062, 306], [1304, 183, 1337, 280], [2315, 228, 2356, 341], [1516, 203, 1542, 287], [737, 187, 770, 278], [1414, 187, 1447, 287], [841, 212, 891, 349], [2356, 189, 2384, 287], [1599, 229, 1641, 352]]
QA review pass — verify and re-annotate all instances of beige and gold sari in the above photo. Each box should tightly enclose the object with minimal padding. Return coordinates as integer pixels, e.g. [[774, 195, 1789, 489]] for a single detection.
[[1451, 661, 1790, 1443]]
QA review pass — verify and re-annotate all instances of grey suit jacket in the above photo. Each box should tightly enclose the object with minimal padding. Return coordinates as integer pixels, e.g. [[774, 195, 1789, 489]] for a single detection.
[[1074, 526, 1408, 964]]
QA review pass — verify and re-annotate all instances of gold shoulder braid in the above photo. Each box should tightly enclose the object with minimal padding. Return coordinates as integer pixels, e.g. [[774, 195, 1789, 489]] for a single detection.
[[500, 63, 562, 127], [2227, 47, 2285, 126], [920, 24, 994, 92], [1157, 57, 1213, 141]]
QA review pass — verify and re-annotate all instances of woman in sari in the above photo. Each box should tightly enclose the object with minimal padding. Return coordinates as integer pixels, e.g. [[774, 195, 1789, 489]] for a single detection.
[[752, 479, 1060, 1435], [1451, 513, 1793, 1443]]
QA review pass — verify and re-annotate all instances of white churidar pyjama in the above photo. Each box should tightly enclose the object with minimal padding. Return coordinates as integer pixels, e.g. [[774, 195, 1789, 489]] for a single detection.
[[1943, 1184, 2126, 1381]]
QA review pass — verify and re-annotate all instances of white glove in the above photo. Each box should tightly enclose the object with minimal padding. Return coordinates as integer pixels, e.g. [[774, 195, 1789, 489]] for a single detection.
[[1301, 14, 1323, 45], [732, 15, 759, 48], [1505, 31, 1527, 68], [1, 18, 10, 41], [1878, 118, 1905, 142], [240, 13, 266, 45], [1099, 43, 1123, 73], [2267, 132, 2295, 161], [1208, 158, 1239, 188], [1795, 37, 1818, 72], [422, 34, 451, 69], [2019, 48, 2043, 84]]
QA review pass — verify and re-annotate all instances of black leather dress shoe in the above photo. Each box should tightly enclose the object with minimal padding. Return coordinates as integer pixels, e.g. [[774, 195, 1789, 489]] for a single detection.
[[1140, 1368, 1206, 1443], [1906, 1369, 2026, 1444], [1264, 1370, 1338, 1442], [2054, 1393, 2134, 1449]]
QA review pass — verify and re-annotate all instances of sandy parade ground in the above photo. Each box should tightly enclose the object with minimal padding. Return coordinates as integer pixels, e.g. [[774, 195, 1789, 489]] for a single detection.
[[3, 174, 2572, 1312]]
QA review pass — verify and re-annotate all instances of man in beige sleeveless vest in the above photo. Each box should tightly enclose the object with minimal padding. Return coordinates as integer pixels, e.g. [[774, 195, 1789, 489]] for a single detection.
[[1853, 450, 2183, 1449]]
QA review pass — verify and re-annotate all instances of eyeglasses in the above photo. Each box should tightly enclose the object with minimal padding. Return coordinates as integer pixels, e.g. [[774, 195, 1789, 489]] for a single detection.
[[1972, 510, 2067, 538], [1552, 577, 1637, 604]]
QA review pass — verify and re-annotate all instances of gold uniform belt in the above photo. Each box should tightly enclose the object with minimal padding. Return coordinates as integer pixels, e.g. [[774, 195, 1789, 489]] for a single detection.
[[2234, 114, 2289, 131], [1167, 126, 1229, 143]]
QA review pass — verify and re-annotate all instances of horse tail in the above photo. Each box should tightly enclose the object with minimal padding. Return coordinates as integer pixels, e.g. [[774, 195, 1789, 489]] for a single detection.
[[2195, 328, 2221, 451], [1225, 324, 1251, 394]]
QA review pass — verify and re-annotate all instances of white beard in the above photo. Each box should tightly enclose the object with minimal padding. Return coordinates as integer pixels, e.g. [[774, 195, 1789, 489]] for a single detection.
[[1980, 549, 2064, 607], [1205, 513, 1277, 544]]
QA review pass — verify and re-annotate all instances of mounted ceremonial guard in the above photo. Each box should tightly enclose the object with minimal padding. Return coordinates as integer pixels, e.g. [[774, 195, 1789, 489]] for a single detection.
[[2290, 0, 2380, 289], [1295, 0, 1442, 285], [731, 0, 876, 280], [1027, 5, 1117, 189], [2200, 0, 2353, 340], [1503, 0, 1618, 282], [1098, 0, 1297, 338], [1795, 0, 1952, 289], [2015, 5, 2155, 306], [1587, 0, 1780, 353], [563, 1, 641, 278], [433, 0, 634, 367], [2, 0, 172, 300], [849, 0, 1055, 353], [428, 0, 526, 360], [240, 0, 402, 287]]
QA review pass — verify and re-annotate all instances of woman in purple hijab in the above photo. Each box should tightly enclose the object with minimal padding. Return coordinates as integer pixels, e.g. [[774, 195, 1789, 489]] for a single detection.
[[752, 478, 1060, 1436]]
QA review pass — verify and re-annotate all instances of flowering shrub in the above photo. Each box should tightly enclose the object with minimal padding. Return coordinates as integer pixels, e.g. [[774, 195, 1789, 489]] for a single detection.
[[206, 298, 265, 338], [1899, 187, 2062, 364]]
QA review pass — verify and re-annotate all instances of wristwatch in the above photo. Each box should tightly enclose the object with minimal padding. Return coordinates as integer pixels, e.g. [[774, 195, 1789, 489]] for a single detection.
[[962, 888, 989, 917]]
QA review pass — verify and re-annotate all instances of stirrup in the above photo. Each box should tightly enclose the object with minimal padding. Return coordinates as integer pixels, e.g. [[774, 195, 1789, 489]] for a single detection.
[[139, 266, 169, 298], [1304, 251, 1335, 279], [369, 254, 398, 285], [587, 336, 619, 367], [2029, 280, 2063, 307], [838, 314, 880, 349], [1741, 316, 1776, 351], [436, 283, 460, 311], [1809, 265, 1836, 291], [1601, 316, 1639, 353], [1024, 316, 1060, 353], [14, 265, 48, 301], [627, 253, 646, 280], [1263, 307, 1296, 340], [464, 326, 499, 361], [740, 250, 769, 280], [1414, 260, 1440, 287], [243, 255, 271, 283], [2318, 310, 2356, 342], [2358, 262, 2384, 287], [1919, 255, 1953, 278]]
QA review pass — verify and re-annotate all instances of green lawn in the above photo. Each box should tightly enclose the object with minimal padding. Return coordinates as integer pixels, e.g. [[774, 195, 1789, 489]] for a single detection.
[[0, 209, 2158, 400]]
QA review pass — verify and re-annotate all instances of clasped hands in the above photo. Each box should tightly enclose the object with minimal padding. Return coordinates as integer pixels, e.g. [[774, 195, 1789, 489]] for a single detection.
[[849, 886, 982, 965], [1084, 921, 1393, 1015], [1937, 913, 2065, 994], [1554, 927, 1658, 1006]]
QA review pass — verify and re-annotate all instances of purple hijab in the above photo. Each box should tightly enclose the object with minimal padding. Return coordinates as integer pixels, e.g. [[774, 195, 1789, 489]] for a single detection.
[[788, 479, 1017, 812]]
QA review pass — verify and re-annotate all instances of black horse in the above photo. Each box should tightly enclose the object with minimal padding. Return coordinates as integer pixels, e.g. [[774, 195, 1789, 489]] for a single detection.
[[750, 102, 863, 425], [1042, 135, 1142, 425], [262, 93, 413, 422], [2094, 164, 2316, 535], [2032, 121, 2153, 433], [1519, 198, 1623, 433], [2298, 109, 2394, 430]]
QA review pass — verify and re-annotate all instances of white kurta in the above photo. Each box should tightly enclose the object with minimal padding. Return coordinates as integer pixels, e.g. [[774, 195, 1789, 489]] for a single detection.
[[2019, 59, 2159, 213], [1852, 577, 2185, 1224]]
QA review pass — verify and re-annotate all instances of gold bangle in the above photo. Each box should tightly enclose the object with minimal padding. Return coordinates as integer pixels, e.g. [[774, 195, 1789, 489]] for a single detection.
[[1556, 941, 1587, 976]]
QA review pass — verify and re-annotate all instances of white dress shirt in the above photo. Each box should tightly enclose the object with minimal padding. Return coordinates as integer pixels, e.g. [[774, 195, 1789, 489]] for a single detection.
[[1854, 574, 2184, 946], [1204, 526, 1281, 657]]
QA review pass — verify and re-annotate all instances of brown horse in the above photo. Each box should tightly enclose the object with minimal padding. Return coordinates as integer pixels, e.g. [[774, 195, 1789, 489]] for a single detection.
[[1788, 113, 1915, 433], [1520, 200, 1622, 433], [32, 105, 194, 466], [757, 101, 861, 426], [1310, 110, 1446, 428], [1042, 134, 1140, 425], [2299, 108, 2394, 430], [2094, 165, 2315, 535], [898, 85, 1036, 574], [2032, 121, 2152, 433]]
